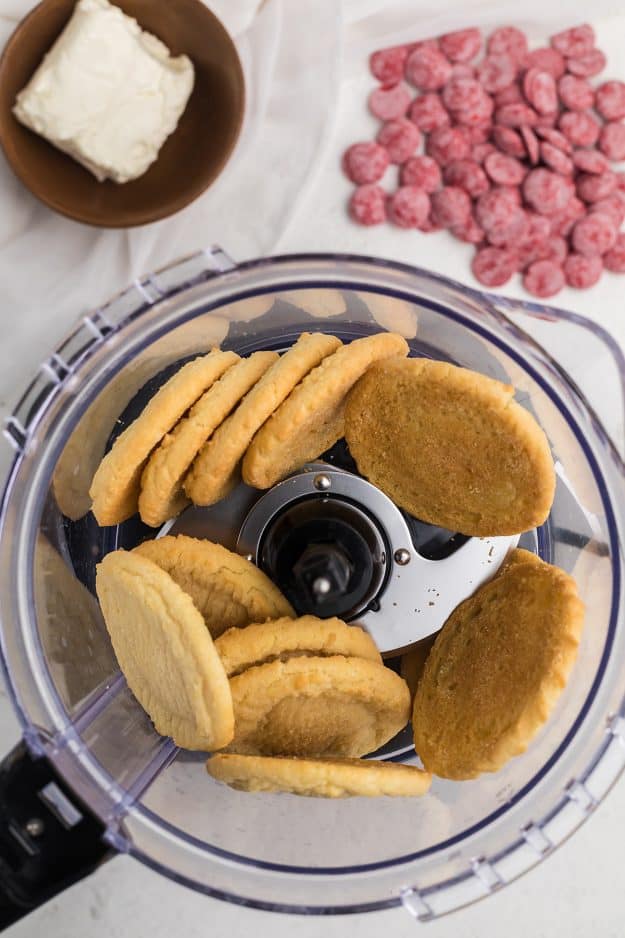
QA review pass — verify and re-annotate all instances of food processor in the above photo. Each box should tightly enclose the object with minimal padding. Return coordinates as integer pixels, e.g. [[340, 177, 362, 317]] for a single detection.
[[0, 249, 623, 927]]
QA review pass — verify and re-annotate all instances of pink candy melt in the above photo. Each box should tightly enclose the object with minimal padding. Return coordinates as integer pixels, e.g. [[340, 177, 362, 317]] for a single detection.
[[558, 75, 594, 111], [521, 126, 540, 165], [342, 142, 390, 184], [567, 49, 606, 78], [346, 22, 625, 296], [387, 186, 431, 227], [370, 46, 409, 85], [571, 212, 617, 256], [368, 84, 412, 121], [540, 143, 574, 176], [523, 169, 571, 214], [401, 155, 442, 191], [430, 186, 472, 227], [604, 232, 625, 272], [599, 123, 625, 161], [551, 24, 595, 58], [558, 111, 600, 147], [439, 28, 482, 63], [426, 126, 471, 165], [564, 253, 603, 287], [349, 185, 387, 225], [487, 26, 528, 64], [377, 119, 421, 163], [477, 53, 516, 93], [452, 215, 485, 243], [524, 69, 558, 114], [595, 81, 625, 120], [408, 93, 450, 132], [405, 45, 452, 90], [523, 260, 565, 297], [525, 47, 566, 78], [492, 126, 525, 157], [472, 246, 517, 285], [572, 149, 608, 174], [592, 193, 625, 227], [577, 171, 617, 203], [484, 152, 526, 185], [443, 159, 489, 196]]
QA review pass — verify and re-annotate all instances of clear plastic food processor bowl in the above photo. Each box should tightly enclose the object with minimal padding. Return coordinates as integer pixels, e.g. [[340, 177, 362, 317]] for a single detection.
[[0, 250, 624, 919]]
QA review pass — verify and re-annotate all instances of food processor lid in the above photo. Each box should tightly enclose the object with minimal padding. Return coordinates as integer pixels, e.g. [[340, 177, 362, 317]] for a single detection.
[[0, 248, 624, 918]]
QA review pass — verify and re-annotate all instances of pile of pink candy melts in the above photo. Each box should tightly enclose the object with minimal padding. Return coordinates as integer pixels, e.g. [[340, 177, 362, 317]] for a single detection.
[[343, 23, 625, 297]]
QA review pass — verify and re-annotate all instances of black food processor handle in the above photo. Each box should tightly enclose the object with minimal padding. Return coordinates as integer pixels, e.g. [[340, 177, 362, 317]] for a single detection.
[[0, 743, 114, 929]]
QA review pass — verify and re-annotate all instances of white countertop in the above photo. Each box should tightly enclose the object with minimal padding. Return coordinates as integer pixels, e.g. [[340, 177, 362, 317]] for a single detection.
[[2, 1, 625, 935]]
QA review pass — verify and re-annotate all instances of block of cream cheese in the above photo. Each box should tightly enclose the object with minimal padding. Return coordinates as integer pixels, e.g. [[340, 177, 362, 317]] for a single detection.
[[13, 0, 195, 183]]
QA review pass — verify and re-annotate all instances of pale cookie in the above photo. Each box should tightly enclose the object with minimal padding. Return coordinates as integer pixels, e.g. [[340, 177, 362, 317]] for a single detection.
[[133, 535, 293, 638], [89, 350, 238, 526], [227, 655, 411, 757], [207, 753, 431, 798], [185, 333, 341, 506], [138, 352, 277, 526], [215, 615, 381, 677], [412, 556, 585, 779], [242, 333, 409, 489], [345, 357, 555, 537], [95, 550, 234, 750], [400, 634, 438, 700]]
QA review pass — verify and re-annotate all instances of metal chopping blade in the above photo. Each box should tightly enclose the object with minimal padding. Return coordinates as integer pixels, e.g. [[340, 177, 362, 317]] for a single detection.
[[163, 461, 518, 656]]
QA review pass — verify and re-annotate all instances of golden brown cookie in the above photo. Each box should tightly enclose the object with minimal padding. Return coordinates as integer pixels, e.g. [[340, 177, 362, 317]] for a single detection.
[[400, 551, 541, 700], [412, 556, 584, 779], [138, 352, 277, 526], [95, 550, 234, 751], [400, 634, 438, 700], [215, 615, 381, 676], [242, 333, 409, 489], [89, 350, 238, 526], [207, 753, 431, 798], [345, 357, 555, 537], [133, 535, 294, 638], [497, 547, 543, 576], [228, 655, 411, 757], [185, 333, 341, 506]]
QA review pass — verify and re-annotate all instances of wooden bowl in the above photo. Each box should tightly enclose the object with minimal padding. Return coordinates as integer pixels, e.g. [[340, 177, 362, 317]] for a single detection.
[[0, 0, 245, 227]]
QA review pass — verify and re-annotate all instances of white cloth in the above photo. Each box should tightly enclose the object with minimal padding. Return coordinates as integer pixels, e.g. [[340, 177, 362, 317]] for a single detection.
[[0, 0, 341, 404]]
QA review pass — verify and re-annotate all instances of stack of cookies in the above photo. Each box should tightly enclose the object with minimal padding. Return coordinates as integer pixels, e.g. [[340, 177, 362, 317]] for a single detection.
[[90, 330, 585, 797], [96, 535, 431, 798]]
